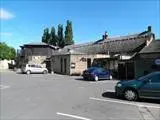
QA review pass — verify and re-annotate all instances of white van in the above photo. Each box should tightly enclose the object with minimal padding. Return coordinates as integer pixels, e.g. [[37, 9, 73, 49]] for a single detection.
[[21, 64, 48, 74]]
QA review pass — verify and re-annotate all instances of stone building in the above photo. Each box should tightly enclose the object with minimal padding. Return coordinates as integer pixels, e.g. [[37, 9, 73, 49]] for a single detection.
[[51, 26, 155, 77], [134, 40, 160, 78], [19, 42, 59, 68]]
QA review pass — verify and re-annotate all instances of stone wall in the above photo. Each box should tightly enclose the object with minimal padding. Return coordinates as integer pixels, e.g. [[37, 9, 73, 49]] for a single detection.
[[51, 54, 115, 75], [28, 56, 47, 67]]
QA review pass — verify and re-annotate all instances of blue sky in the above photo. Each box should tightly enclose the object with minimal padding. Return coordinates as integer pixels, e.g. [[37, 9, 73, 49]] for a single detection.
[[0, 0, 160, 49]]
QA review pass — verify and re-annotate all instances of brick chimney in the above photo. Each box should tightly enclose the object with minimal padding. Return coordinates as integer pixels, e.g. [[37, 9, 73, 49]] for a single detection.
[[148, 26, 152, 32], [102, 31, 108, 40]]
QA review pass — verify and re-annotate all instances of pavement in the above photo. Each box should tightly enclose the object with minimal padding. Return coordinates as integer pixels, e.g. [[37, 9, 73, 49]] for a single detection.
[[0, 71, 160, 120]]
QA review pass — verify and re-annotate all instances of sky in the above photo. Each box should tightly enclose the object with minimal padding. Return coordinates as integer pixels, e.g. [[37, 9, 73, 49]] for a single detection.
[[0, 0, 160, 49]]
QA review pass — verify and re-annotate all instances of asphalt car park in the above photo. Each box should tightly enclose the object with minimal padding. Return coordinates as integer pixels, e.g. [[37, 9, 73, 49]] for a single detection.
[[0, 71, 160, 120]]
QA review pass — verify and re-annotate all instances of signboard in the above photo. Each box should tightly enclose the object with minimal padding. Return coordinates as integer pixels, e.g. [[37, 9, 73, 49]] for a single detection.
[[71, 63, 75, 69], [155, 58, 160, 65]]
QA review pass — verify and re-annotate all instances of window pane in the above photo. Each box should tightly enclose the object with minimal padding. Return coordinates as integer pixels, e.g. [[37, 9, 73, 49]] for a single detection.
[[31, 65, 35, 67], [151, 74, 160, 83]]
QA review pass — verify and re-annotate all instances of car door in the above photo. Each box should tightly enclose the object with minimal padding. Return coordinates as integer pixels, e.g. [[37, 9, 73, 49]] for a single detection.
[[98, 68, 109, 79], [36, 65, 43, 73], [139, 73, 160, 98], [30, 64, 37, 73], [148, 74, 160, 98]]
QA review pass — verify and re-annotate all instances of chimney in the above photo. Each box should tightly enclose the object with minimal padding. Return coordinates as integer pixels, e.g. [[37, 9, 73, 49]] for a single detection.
[[102, 31, 108, 40], [148, 26, 152, 32]]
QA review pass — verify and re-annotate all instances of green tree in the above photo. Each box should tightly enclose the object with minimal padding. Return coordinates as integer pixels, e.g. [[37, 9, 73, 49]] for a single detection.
[[49, 26, 58, 46], [0, 42, 16, 60], [42, 28, 50, 44], [57, 24, 65, 48], [64, 20, 74, 46]]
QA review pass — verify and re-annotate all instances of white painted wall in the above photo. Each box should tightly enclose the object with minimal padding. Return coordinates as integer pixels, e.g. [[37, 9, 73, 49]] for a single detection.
[[121, 55, 132, 60], [0, 60, 14, 69]]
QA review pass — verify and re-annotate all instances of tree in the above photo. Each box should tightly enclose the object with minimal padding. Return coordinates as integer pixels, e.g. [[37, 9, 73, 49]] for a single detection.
[[64, 20, 74, 46], [42, 28, 50, 44], [57, 24, 65, 48], [0, 42, 16, 60], [49, 26, 58, 46]]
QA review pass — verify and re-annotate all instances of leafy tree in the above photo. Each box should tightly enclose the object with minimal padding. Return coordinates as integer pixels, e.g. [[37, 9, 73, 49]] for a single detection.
[[57, 24, 65, 48], [65, 20, 74, 46], [0, 42, 16, 60], [42, 28, 50, 44], [49, 26, 58, 46]]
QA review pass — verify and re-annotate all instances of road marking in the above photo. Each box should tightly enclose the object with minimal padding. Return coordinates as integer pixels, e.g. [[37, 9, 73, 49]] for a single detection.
[[56, 112, 92, 120], [105, 90, 115, 92], [89, 97, 160, 109], [0, 85, 10, 90]]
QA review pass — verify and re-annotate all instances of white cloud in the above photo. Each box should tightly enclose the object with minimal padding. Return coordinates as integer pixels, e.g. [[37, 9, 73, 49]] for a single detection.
[[0, 8, 15, 20], [0, 32, 12, 36]]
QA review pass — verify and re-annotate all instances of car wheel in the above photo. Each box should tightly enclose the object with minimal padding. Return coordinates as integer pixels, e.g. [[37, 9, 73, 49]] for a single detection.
[[94, 75, 99, 81], [43, 70, 47, 74], [124, 89, 138, 101], [26, 70, 31, 75]]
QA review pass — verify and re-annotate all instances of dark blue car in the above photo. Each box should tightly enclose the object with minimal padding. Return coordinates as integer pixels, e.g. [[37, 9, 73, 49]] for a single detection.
[[82, 67, 112, 81]]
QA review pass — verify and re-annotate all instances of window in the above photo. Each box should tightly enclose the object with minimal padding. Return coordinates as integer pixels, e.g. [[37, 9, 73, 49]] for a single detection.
[[31, 64, 36, 68], [150, 74, 160, 83], [97, 68, 106, 73]]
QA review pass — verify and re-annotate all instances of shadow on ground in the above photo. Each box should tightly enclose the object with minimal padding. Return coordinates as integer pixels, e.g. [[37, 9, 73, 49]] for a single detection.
[[102, 92, 160, 104], [102, 92, 120, 99], [75, 78, 93, 82]]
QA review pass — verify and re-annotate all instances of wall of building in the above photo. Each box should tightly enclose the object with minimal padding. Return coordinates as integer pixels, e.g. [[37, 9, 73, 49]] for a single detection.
[[0, 60, 14, 69], [135, 59, 152, 78], [28, 56, 47, 67], [70, 55, 87, 75], [51, 55, 70, 75], [70, 54, 110, 75], [51, 54, 110, 75]]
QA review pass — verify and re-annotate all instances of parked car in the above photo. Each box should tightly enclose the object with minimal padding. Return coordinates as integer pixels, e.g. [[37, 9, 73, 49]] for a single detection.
[[115, 71, 160, 101], [82, 67, 112, 81], [21, 64, 48, 74]]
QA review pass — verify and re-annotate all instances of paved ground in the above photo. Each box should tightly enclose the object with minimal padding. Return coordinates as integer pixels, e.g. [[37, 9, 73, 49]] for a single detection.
[[0, 70, 160, 120]]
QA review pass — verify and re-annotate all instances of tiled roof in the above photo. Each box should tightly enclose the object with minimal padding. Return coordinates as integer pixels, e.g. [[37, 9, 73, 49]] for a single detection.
[[139, 40, 160, 53], [70, 34, 150, 54], [23, 42, 48, 46], [22, 42, 59, 49], [54, 31, 153, 55]]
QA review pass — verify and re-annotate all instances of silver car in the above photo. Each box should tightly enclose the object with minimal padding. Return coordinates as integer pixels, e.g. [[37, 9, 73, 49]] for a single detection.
[[21, 64, 48, 74]]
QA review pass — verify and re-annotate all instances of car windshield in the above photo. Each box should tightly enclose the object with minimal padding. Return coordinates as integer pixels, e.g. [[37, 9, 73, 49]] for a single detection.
[[138, 72, 153, 81], [87, 67, 97, 72]]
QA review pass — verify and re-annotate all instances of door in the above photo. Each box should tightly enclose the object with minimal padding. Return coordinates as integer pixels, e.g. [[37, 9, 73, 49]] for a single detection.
[[61, 58, 63, 73], [126, 62, 135, 79], [30, 64, 37, 73], [87, 58, 91, 68], [139, 73, 160, 98], [64, 58, 67, 74], [97, 68, 109, 79], [148, 74, 160, 98], [118, 63, 126, 79], [37, 65, 43, 73]]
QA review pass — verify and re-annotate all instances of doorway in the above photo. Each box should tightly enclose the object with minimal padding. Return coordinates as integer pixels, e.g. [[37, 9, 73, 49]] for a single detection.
[[87, 58, 91, 68], [64, 58, 67, 74], [118, 61, 135, 80]]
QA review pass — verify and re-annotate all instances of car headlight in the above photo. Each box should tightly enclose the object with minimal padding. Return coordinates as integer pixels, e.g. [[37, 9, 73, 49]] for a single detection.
[[116, 83, 122, 87]]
